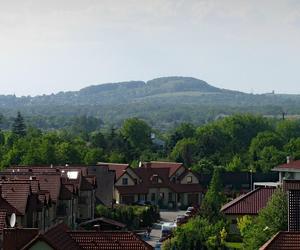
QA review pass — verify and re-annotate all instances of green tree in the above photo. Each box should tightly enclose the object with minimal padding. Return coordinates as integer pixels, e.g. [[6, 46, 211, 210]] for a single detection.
[[84, 148, 104, 165], [170, 138, 197, 167], [242, 188, 288, 249], [121, 118, 152, 152], [12, 112, 26, 137], [201, 168, 224, 221]]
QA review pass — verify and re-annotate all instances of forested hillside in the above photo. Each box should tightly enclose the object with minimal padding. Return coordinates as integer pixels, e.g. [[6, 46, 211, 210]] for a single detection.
[[1, 76, 300, 130]]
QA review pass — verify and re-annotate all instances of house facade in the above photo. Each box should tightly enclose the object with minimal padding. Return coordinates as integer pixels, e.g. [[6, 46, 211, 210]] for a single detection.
[[114, 161, 203, 208]]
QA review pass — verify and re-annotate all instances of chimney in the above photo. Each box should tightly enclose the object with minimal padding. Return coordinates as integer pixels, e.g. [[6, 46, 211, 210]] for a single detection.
[[287, 156, 293, 164]]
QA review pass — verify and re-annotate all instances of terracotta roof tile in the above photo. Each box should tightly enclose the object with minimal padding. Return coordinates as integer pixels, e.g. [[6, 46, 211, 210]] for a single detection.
[[43, 223, 81, 250], [260, 231, 300, 250], [68, 231, 153, 250], [0, 182, 31, 215], [3, 228, 39, 250], [221, 187, 276, 215], [273, 160, 300, 171], [0, 210, 7, 234], [142, 161, 183, 177]]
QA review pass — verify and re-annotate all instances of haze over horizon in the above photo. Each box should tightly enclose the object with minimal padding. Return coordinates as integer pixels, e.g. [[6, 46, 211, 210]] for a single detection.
[[1, 0, 300, 96]]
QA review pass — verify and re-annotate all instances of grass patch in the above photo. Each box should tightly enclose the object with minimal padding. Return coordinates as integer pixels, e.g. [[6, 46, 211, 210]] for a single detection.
[[224, 242, 243, 249]]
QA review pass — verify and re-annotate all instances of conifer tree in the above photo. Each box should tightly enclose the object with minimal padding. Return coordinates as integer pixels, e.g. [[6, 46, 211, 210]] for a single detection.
[[12, 112, 26, 137]]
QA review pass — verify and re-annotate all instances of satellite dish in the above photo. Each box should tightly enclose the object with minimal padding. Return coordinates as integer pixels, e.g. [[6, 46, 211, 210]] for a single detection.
[[10, 213, 16, 228]]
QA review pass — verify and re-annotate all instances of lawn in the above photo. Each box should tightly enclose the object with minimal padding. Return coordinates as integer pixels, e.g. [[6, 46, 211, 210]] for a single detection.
[[224, 242, 243, 249]]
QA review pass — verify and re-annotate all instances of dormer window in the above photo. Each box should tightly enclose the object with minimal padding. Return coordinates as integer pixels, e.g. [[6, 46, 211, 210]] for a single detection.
[[187, 176, 192, 184], [122, 178, 128, 185]]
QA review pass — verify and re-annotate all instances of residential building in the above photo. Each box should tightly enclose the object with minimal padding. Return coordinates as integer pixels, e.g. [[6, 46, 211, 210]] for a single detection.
[[221, 187, 276, 233], [114, 161, 203, 208]]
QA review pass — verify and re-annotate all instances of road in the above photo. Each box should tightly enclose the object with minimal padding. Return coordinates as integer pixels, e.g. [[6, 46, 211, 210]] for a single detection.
[[143, 210, 186, 249]]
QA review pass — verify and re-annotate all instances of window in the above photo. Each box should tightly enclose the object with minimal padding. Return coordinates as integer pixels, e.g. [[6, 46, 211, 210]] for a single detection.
[[187, 176, 192, 183], [151, 193, 156, 201], [122, 178, 128, 185], [159, 192, 164, 199]]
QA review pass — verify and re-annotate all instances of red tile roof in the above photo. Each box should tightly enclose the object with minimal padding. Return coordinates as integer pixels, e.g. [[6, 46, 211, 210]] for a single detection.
[[68, 231, 153, 250], [117, 167, 202, 195], [142, 161, 183, 177], [43, 223, 81, 250], [0, 182, 31, 215], [0, 195, 22, 215], [273, 160, 300, 171], [221, 187, 276, 215], [0, 210, 7, 234], [3, 228, 39, 250], [260, 231, 300, 250]]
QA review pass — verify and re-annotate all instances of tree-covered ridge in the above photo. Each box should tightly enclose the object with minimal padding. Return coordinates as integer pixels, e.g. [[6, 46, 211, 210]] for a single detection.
[[1, 76, 300, 130]]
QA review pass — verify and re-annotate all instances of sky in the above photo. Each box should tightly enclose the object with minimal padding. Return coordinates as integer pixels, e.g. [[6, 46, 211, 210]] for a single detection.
[[1, 0, 300, 96]]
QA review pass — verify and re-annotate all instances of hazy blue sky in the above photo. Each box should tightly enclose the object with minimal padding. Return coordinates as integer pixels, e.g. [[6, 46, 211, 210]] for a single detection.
[[1, 0, 300, 96]]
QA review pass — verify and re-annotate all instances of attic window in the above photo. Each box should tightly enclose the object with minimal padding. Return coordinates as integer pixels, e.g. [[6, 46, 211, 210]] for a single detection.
[[122, 178, 128, 185], [187, 176, 192, 184]]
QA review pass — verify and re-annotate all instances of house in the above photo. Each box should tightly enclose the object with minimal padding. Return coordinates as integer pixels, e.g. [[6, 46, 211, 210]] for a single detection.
[[0, 165, 97, 230], [260, 231, 300, 250], [273, 159, 300, 182], [2, 222, 153, 250], [114, 161, 203, 208], [0, 180, 45, 230], [220, 187, 276, 233]]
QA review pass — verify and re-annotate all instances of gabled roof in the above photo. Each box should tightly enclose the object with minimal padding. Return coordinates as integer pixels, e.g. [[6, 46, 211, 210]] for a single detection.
[[221, 187, 276, 215], [260, 231, 300, 250], [1, 182, 31, 215], [273, 160, 300, 172], [117, 167, 202, 195], [43, 223, 81, 250], [142, 161, 183, 177], [68, 231, 153, 250]]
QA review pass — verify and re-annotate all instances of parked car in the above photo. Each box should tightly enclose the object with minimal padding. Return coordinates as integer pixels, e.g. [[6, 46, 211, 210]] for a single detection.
[[161, 222, 177, 238]]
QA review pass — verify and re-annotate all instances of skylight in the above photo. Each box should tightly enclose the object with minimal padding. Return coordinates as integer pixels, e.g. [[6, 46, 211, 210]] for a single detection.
[[67, 171, 79, 180]]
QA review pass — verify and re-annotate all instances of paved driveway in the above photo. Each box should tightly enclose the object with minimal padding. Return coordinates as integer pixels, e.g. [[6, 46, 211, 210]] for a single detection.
[[143, 210, 186, 249]]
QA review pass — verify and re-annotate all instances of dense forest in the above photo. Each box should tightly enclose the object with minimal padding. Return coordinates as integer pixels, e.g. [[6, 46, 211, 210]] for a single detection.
[[0, 112, 299, 174], [1, 76, 300, 130]]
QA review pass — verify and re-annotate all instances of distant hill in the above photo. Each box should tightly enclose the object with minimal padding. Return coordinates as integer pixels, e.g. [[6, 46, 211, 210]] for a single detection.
[[0, 76, 300, 130]]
